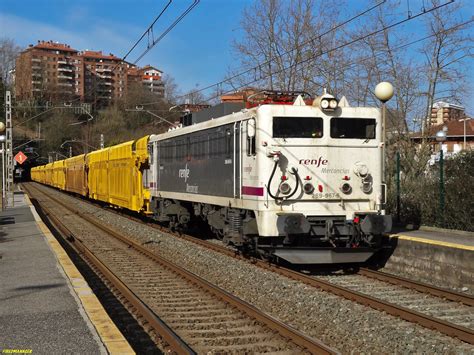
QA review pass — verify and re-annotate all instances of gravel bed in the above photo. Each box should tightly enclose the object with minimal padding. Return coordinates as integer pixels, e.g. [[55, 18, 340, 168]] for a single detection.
[[317, 274, 474, 328], [35, 184, 474, 354]]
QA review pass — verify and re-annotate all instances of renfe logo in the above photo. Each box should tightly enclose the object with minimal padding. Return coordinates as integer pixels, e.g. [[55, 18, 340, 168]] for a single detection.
[[299, 157, 328, 167], [178, 164, 190, 182]]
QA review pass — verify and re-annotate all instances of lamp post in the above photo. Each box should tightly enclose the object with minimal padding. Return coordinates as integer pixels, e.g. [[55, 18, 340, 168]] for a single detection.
[[374, 82, 394, 212], [436, 128, 447, 227]]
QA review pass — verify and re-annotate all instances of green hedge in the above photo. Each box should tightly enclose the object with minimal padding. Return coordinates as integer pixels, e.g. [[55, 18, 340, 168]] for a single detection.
[[386, 150, 474, 231]]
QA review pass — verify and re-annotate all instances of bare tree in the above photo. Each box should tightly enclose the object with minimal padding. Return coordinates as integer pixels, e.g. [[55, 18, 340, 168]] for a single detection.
[[162, 73, 180, 104], [0, 38, 21, 86], [420, 0, 473, 130], [231, 0, 346, 95], [183, 84, 207, 105]]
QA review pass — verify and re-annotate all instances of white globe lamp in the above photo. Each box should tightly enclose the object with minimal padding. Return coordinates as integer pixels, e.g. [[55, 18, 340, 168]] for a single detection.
[[374, 82, 394, 103]]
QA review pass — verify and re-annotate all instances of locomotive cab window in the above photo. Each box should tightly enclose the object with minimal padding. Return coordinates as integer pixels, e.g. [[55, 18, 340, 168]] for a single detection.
[[330, 118, 376, 139], [273, 117, 323, 138]]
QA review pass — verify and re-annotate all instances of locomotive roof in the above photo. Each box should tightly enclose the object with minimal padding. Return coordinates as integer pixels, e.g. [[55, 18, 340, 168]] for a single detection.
[[149, 106, 257, 142], [149, 104, 380, 142]]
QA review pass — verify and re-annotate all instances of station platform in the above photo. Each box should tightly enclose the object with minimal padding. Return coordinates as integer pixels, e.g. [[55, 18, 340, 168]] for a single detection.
[[390, 226, 474, 249], [0, 190, 133, 354], [380, 226, 474, 292]]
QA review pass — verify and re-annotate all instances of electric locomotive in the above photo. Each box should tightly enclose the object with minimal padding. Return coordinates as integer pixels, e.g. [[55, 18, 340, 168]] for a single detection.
[[145, 90, 392, 264]]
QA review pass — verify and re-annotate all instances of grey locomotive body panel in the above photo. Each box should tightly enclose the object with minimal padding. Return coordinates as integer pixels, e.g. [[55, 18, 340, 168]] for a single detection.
[[157, 123, 241, 198]]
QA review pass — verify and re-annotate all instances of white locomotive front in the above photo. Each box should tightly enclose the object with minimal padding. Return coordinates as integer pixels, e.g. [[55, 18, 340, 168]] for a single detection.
[[146, 91, 391, 264]]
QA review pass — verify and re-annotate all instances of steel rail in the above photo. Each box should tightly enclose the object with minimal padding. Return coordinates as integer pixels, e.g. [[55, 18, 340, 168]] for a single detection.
[[25, 183, 337, 355], [25, 183, 474, 344], [136, 214, 474, 344], [359, 268, 474, 307], [23, 184, 195, 355], [260, 263, 474, 345]]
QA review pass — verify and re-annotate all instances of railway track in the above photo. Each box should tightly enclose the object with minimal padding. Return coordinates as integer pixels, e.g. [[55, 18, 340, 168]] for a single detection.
[[24, 183, 336, 354], [183, 235, 474, 344], [120, 204, 474, 344], [24, 183, 474, 347]]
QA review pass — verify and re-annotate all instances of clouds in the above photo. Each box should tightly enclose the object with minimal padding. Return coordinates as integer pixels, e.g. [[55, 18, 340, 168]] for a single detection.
[[0, 1, 241, 97], [0, 12, 137, 56]]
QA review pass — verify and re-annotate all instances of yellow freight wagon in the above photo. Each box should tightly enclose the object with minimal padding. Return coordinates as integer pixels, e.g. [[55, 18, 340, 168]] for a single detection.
[[52, 160, 66, 190], [43, 162, 54, 187], [36, 165, 45, 184], [87, 148, 109, 202], [107, 135, 151, 214], [30, 166, 39, 183], [65, 154, 88, 196]]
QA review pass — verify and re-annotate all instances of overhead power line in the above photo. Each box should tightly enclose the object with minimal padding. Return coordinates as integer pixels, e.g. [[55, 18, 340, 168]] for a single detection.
[[133, 0, 200, 64], [66, 0, 199, 107], [131, 0, 462, 125], [198, 0, 457, 105], [122, 0, 173, 62], [138, 0, 388, 107]]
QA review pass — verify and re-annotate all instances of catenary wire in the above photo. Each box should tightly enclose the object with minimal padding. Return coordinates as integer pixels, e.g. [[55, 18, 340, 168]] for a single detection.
[[133, 2, 465, 125], [137, 0, 388, 107]]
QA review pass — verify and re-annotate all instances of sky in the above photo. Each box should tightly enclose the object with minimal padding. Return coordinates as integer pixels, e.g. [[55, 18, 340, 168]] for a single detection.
[[0, 0, 473, 112]]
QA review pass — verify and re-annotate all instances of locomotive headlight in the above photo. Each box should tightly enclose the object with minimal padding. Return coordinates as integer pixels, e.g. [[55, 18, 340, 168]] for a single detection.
[[312, 89, 339, 112], [360, 174, 373, 193], [340, 182, 352, 194], [361, 182, 372, 193], [354, 163, 369, 177], [303, 182, 314, 194], [279, 181, 292, 195], [320, 98, 330, 109]]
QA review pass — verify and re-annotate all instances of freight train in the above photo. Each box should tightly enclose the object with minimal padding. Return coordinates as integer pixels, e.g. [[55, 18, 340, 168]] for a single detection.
[[31, 90, 392, 264]]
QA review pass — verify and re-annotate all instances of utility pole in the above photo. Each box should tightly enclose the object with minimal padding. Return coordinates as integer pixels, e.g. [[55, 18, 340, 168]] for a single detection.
[[5, 91, 13, 206]]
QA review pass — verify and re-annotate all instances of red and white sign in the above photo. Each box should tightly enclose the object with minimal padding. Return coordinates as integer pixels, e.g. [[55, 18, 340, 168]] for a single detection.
[[14, 151, 27, 165]]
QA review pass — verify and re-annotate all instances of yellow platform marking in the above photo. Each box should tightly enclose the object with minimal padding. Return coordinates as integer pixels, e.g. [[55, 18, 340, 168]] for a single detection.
[[390, 233, 474, 251], [24, 194, 135, 354]]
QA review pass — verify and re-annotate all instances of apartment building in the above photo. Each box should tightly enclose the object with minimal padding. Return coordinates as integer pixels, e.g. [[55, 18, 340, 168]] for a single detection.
[[15, 40, 165, 105], [79, 50, 129, 104], [15, 40, 79, 102], [429, 101, 466, 126], [138, 65, 164, 97]]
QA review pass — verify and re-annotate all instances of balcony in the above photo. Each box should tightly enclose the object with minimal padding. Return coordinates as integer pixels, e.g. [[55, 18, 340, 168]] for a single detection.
[[32, 66, 42, 70], [58, 75, 74, 80], [97, 87, 112, 93], [32, 72, 42, 77], [58, 67, 73, 72], [57, 82, 73, 87], [31, 80, 42, 85], [96, 68, 113, 72], [32, 58, 41, 63], [97, 73, 113, 79]]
